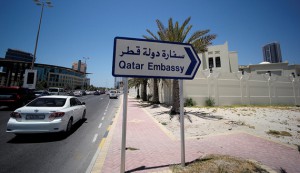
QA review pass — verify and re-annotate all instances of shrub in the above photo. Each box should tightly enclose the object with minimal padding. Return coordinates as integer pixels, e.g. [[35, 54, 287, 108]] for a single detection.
[[184, 97, 196, 107], [205, 97, 215, 107]]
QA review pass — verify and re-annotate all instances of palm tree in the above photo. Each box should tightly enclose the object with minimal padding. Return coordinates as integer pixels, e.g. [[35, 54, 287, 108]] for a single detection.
[[128, 78, 148, 101], [141, 78, 148, 101], [152, 78, 160, 104], [128, 78, 141, 98], [143, 17, 216, 114]]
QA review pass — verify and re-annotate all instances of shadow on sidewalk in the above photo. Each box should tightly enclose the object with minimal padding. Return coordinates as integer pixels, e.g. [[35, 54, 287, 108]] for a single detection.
[[125, 160, 198, 173], [125, 165, 166, 173]]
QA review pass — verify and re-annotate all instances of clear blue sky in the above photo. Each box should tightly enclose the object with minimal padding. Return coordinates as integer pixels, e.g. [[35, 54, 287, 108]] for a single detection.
[[1, 0, 299, 87]]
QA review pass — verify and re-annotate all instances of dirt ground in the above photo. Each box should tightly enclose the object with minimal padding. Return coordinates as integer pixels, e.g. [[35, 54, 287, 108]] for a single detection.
[[144, 104, 300, 147]]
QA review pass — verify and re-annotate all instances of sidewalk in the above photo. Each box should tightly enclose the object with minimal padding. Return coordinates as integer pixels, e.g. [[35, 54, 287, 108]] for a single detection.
[[92, 97, 300, 173]]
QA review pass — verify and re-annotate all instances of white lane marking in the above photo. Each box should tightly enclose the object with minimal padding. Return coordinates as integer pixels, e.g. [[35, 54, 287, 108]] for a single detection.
[[102, 116, 105, 121], [104, 112, 106, 116], [92, 134, 98, 143], [98, 123, 102, 129], [105, 100, 110, 110]]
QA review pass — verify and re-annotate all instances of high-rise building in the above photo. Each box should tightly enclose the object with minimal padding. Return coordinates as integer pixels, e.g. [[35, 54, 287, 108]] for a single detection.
[[262, 42, 282, 63], [72, 60, 86, 73], [5, 49, 33, 62]]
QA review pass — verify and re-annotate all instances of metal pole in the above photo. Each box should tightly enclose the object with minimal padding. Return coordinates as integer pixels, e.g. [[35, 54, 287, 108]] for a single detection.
[[120, 77, 128, 173], [268, 79, 271, 105], [83, 57, 89, 89], [31, 3, 44, 69], [179, 79, 185, 167]]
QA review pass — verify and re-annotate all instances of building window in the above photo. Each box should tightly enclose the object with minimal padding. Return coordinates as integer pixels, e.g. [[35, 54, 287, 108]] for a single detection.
[[208, 57, 214, 68], [215, 51, 220, 54], [215, 57, 221, 67]]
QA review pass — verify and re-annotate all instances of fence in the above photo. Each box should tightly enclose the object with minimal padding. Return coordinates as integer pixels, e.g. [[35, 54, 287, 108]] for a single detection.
[[157, 70, 300, 106]]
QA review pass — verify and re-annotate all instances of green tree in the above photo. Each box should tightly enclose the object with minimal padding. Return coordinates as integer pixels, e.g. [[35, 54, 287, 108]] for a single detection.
[[143, 17, 216, 114]]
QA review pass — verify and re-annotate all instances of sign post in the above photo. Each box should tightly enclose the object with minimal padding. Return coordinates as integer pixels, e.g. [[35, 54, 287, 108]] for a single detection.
[[112, 37, 201, 172], [120, 77, 128, 173], [179, 79, 185, 166]]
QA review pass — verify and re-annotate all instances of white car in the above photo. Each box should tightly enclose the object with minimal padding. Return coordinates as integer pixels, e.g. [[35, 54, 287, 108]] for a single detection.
[[109, 90, 118, 99], [73, 90, 83, 97], [6, 95, 86, 136]]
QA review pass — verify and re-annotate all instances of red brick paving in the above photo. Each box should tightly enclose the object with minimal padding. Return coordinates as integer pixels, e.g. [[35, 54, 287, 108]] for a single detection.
[[100, 98, 300, 173]]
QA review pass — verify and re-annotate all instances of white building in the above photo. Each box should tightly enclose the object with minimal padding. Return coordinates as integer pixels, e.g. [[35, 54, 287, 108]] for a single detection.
[[199, 41, 238, 73], [239, 62, 300, 77]]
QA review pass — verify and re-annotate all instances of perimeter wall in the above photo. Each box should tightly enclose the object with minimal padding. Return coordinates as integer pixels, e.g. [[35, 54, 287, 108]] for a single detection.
[[158, 71, 300, 106]]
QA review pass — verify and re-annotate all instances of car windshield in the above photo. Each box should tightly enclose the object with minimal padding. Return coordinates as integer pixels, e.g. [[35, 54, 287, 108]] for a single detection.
[[27, 98, 67, 107], [48, 89, 58, 92], [110, 91, 116, 93], [34, 91, 43, 94]]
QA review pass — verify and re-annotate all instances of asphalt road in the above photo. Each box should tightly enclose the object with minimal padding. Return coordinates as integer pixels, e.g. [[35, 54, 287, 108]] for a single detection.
[[0, 94, 121, 173]]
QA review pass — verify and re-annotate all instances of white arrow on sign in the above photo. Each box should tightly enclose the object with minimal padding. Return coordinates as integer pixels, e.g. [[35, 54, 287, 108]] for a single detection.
[[112, 37, 201, 80]]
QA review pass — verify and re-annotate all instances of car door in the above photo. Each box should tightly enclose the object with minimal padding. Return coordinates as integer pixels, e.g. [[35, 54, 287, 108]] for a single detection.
[[70, 98, 80, 122], [74, 98, 84, 121]]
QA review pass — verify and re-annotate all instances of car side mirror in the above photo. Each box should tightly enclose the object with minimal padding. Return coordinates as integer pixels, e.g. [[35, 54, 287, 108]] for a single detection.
[[81, 102, 86, 105]]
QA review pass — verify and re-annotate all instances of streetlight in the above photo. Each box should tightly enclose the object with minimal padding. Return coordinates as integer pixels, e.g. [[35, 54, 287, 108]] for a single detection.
[[31, 0, 53, 69], [82, 57, 90, 89]]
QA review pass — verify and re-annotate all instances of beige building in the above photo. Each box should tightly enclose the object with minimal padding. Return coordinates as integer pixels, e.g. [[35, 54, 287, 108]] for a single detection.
[[239, 62, 300, 77], [72, 60, 87, 73], [199, 41, 238, 73]]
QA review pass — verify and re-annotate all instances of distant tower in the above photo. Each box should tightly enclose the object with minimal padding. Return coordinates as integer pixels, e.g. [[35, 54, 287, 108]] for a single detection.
[[262, 42, 282, 63], [72, 60, 86, 73]]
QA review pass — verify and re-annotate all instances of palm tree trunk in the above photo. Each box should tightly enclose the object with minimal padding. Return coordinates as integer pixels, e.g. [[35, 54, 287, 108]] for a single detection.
[[142, 79, 147, 101], [152, 78, 160, 104], [136, 88, 140, 99], [171, 79, 180, 114]]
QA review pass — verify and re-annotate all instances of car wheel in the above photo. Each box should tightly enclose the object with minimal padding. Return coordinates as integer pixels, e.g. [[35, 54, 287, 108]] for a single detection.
[[82, 110, 86, 120], [66, 118, 73, 134]]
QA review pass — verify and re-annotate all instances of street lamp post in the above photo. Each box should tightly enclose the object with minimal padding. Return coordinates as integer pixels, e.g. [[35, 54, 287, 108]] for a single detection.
[[83, 57, 90, 89], [31, 0, 53, 69]]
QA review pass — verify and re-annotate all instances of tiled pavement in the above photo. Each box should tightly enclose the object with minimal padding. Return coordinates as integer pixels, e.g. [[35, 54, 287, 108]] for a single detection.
[[91, 97, 300, 173]]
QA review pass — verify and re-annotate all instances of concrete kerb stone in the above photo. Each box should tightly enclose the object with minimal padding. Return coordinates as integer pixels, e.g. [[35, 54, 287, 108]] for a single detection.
[[141, 107, 177, 141]]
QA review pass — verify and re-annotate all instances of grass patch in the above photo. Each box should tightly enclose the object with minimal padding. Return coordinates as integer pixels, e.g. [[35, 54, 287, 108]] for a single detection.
[[266, 130, 292, 137], [161, 122, 167, 126], [171, 154, 269, 173]]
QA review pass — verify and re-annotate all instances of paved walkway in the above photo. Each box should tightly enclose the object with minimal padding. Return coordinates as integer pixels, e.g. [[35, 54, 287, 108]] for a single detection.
[[91, 97, 300, 173]]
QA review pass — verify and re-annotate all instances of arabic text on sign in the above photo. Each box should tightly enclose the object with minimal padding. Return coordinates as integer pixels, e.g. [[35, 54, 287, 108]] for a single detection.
[[119, 46, 185, 60]]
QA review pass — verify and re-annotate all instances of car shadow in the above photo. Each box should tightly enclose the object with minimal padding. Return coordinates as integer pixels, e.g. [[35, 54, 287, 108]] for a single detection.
[[7, 118, 87, 144]]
